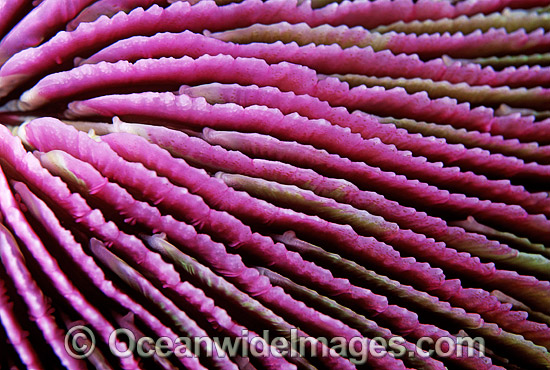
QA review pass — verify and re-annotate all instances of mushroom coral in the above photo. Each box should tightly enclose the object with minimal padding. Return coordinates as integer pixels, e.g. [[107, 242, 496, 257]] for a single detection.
[[0, 1, 549, 369]]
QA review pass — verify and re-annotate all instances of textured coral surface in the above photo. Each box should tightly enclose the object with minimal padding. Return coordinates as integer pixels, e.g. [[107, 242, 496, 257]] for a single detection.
[[0, 1, 549, 369]]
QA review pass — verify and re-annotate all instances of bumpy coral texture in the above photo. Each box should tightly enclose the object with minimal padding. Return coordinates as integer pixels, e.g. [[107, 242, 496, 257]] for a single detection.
[[0, 1, 549, 369]]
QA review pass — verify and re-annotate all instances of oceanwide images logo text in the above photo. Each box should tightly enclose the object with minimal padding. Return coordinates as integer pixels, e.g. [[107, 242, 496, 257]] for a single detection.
[[65, 325, 485, 365]]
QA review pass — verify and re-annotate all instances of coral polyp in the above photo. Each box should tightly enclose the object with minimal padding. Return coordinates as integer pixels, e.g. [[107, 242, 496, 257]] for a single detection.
[[0, 1, 549, 369]]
